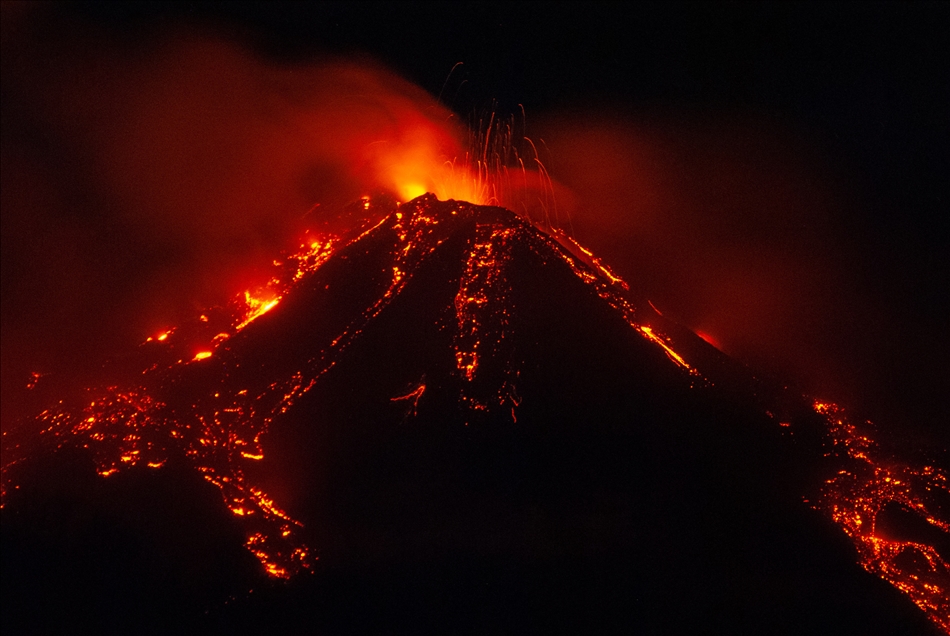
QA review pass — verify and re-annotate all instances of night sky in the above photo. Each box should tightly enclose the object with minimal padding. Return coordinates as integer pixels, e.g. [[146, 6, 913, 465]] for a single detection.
[[2, 2, 947, 448]]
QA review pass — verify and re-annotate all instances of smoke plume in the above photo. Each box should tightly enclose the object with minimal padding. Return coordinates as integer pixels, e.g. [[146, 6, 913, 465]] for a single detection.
[[1, 10, 464, 428]]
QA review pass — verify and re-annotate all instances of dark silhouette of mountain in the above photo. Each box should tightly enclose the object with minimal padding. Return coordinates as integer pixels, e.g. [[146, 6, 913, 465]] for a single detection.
[[2, 195, 944, 634]]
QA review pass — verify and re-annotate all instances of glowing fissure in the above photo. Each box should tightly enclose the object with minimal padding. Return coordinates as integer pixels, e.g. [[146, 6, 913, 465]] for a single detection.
[[453, 222, 521, 416], [390, 381, 426, 419], [526, 226, 699, 376], [813, 402, 950, 631], [244, 197, 454, 428]]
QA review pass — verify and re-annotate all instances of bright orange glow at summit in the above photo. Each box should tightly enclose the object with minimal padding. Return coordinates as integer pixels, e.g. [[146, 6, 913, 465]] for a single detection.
[[372, 128, 493, 205]]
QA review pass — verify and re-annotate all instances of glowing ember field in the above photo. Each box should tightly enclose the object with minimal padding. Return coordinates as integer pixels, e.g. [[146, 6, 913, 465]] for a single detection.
[[1, 193, 947, 632], [814, 402, 949, 631]]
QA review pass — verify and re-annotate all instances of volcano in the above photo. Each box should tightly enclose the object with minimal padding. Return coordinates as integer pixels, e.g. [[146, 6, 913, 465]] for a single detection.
[[2, 195, 946, 634]]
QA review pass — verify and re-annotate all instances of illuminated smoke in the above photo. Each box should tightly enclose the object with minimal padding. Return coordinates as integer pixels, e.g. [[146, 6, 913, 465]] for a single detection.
[[1, 24, 471, 429], [1, 16, 567, 432], [528, 112, 909, 421]]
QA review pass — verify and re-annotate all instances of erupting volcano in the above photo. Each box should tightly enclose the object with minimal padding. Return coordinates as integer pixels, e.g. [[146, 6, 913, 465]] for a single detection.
[[2, 191, 947, 634]]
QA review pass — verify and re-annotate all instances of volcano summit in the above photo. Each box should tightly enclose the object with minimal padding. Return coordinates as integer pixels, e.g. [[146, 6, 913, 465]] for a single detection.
[[2, 195, 946, 634]]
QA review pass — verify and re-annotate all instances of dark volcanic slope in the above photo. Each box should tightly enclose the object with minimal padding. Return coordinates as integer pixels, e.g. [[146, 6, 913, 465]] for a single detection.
[[2, 195, 945, 634]]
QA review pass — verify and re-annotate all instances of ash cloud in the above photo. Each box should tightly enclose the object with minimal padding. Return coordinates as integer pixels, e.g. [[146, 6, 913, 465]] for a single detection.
[[1, 7, 462, 428]]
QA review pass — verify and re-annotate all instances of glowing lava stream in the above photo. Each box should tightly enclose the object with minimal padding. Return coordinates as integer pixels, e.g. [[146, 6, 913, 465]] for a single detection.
[[1, 193, 947, 633], [453, 221, 521, 416], [813, 402, 950, 632], [0, 229, 347, 578]]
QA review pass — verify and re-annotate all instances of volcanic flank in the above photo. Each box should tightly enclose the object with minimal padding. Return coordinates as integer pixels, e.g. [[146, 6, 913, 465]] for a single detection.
[[2, 195, 946, 634]]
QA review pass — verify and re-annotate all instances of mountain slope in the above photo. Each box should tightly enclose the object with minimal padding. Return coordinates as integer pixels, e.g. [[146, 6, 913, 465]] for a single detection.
[[2, 195, 944, 634]]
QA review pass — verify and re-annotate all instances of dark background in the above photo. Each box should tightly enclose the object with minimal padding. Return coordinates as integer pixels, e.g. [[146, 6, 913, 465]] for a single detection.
[[2, 2, 947, 446]]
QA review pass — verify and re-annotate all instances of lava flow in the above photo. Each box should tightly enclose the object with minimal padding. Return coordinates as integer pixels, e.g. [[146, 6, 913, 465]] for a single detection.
[[2, 228, 343, 578], [2, 192, 947, 633], [814, 401, 949, 632]]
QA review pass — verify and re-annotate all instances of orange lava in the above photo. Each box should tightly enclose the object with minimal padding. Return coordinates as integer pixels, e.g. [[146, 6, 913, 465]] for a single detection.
[[813, 401, 949, 632], [1, 194, 946, 636]]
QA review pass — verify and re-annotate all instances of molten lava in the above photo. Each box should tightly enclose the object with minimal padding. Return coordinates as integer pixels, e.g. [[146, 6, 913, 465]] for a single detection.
[[1, 193, 947, 632], [814, 402, 950, 631]]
